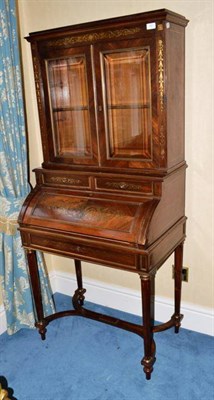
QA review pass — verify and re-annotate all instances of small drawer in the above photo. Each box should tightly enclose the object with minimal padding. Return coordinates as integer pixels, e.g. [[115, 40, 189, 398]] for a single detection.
[[29, 233, 137, 270], [42, 173, 91, 189], [95, 177, 153, 195]]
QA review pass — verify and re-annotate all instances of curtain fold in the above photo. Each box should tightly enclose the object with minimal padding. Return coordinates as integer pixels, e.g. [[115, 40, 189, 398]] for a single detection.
[[0, 0, 55, 335]]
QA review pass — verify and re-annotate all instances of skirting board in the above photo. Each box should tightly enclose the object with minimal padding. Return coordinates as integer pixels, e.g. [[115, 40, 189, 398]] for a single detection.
[[50, 271, 214, 337], [1, 271, 213, 336]]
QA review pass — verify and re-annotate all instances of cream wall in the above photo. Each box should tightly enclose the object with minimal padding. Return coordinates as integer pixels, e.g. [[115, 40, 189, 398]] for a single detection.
[[16, 0, 213, 310]]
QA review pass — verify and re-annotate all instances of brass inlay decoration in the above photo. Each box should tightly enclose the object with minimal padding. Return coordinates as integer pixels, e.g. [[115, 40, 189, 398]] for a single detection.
[[159, 124, 166, 160], [33, 56, 42, 113], [47, 27, 141, 47], [32, 44, 45, 136], [33, 195, 136, 232], [105, 181, 142, 191], [158, 39, 164, 112], [48, 176, 82, 185], [41, 198, 126, 219]]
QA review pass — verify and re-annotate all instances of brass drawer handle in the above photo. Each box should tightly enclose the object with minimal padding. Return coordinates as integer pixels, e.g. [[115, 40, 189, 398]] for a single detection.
[[105, 181, 142, 191]]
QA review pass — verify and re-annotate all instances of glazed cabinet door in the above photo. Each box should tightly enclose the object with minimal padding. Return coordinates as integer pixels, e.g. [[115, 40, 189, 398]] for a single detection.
[[38, 45, 98, 166], [94, 37, 159, 169]]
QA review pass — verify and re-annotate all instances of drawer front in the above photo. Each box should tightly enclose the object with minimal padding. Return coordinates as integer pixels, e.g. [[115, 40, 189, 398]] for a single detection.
[[29, 233, 137, 270], [95, 177, 153, 195], [42, 173, 91, 189]]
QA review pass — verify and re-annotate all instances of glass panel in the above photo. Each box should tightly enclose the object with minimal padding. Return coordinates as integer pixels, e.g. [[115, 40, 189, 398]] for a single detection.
[[103, 49, 152, 159], [47, 56, 92, 157]]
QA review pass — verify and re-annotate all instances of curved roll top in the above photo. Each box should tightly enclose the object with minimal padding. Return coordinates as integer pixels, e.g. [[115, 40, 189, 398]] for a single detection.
[[18, 186, 159, 247]]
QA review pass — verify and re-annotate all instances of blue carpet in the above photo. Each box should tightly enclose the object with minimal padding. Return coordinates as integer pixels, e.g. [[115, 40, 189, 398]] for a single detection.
[[0, 293, 213, 400]]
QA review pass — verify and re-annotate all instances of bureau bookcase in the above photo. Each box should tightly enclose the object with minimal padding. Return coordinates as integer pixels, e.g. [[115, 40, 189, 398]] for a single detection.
[[19, 9, 189, 379]]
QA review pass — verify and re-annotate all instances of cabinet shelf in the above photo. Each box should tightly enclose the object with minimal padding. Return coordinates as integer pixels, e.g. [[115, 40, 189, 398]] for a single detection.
[[107, 104, 150, 110], [53, 106, 88, 112], [52, 104, 151, 112]]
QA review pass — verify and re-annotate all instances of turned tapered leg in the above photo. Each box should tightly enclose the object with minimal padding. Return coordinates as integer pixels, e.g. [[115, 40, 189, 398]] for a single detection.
[[140, 272, 156, 380], [74, 259, 84, 306], [174, 243, 184, 333], [26, 250, 47, 340], [74, 259, 83, 291]]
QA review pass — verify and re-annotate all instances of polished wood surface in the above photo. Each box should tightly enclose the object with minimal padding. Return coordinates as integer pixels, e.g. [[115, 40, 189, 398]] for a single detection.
[[19, 9, 188, 380]]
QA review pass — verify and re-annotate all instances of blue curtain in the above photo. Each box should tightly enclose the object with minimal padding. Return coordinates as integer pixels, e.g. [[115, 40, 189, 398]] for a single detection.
[[0, 0, 55, 334]]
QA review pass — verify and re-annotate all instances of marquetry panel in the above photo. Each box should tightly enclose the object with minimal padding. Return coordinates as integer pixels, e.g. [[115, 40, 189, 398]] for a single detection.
[[95, 177, 153, 195], [42, 172, 91, 189], [32, 193, 138, 233], [45, 27, 142, 48]]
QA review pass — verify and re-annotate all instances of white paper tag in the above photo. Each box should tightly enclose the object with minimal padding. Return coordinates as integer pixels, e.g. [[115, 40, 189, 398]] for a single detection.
[[146, 22, 156, 30]]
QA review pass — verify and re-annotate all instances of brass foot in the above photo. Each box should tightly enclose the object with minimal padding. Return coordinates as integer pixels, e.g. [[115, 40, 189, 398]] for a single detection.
[[36, 321, 47, 340], [174, 313, 183, 333], [141, 355, 156, 380]]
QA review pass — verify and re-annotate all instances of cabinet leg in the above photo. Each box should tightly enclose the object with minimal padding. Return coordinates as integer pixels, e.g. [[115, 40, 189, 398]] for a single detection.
[[26, 250, 47, 340], [74, 259, 84, 306], [174, 243, 184, 333], [140, 272, 156, 380]]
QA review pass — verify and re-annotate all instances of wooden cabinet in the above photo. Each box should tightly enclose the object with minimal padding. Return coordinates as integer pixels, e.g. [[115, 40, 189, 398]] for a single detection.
[[19, 9, 189, 380]]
